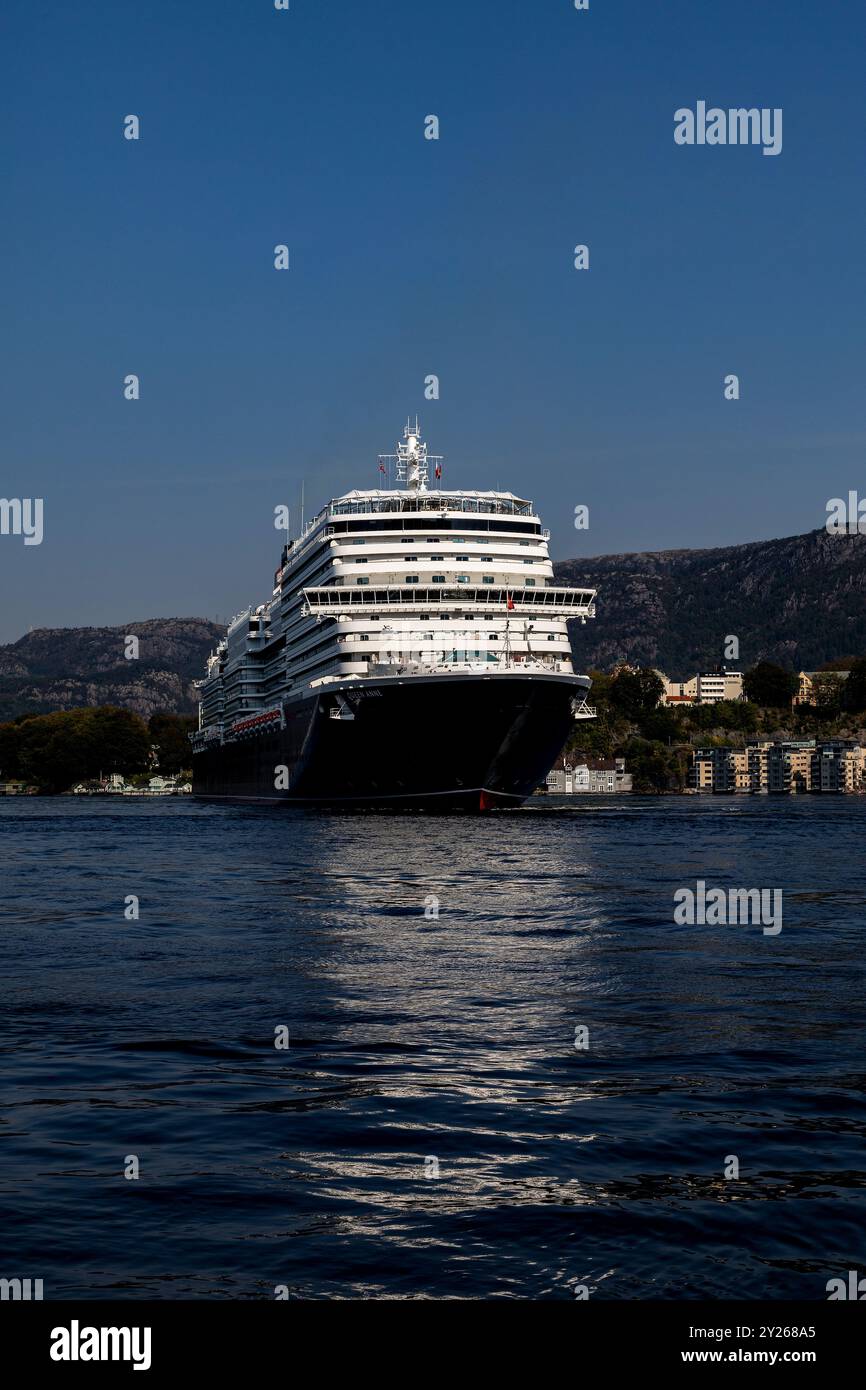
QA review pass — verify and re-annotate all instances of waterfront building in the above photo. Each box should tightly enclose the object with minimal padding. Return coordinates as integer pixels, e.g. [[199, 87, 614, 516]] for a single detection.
[[811, 740, 864, 792], [767, 740, 814, 794], [746, 741, 771, 792], [545, 757, 632, 793], [691, 739, 865, 794], [691, 745, 756, 791]]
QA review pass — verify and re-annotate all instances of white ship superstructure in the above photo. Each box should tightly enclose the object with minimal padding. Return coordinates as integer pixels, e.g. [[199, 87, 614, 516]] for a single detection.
[[193, 420, 596, 808], [197, 420, 596, 736]]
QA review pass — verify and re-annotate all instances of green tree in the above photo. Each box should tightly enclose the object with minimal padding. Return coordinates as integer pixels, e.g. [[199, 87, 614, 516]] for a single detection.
[[15, 713, 91, 792], [621, 737, 676, 792], [149, 714, 197, 773], [89, 707, 152, 776], [812, 673, 844, 716], [696, 700, 760, 734], [10, 707, 151, 793], [0, 721, 22, 778], [608, 668, 665, 721], [566, 720, 615, 760], [743, 661, 798, 709], [842, 659, 866, 714], [586, 670, 612, 708], [817, 657, 857, 671], [637, 708, 683, 743]]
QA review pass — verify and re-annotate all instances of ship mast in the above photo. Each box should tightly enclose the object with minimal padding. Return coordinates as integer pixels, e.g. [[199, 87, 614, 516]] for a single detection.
[[378, 418, 442, 492]]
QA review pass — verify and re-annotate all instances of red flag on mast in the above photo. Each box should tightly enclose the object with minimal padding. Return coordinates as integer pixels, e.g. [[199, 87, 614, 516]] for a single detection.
[[506, 592, 514, 611]]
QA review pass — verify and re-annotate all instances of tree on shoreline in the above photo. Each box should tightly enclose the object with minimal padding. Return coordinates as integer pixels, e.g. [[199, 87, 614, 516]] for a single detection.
[[0, 707, 151, 793], [148, 714, 196, 774]]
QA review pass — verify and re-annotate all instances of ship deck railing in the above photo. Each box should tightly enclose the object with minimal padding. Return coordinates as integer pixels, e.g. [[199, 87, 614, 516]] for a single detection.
[[309, 658, 583, 685], [284, 494, 538, 566], [300, 584, 596, 618], [328, 495, 533, 518], [367, 659, 576, 677]]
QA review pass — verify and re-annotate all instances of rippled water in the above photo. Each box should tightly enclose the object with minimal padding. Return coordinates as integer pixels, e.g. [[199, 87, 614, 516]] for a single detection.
[[1, 795, 864, 1300]]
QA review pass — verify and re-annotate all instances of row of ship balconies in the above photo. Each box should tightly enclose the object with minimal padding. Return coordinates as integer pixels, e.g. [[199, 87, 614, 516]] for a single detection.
[[282, 498, 546, 574]]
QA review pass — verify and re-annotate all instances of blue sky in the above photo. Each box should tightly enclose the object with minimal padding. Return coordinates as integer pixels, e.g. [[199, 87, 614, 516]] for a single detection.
[[1, 0, 864, 643]]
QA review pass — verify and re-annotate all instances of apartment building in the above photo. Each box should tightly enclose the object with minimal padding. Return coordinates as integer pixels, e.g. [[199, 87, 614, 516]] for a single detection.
[[766, 740, 814, 794], [691, 739, 865, 794], [811, 741, 865, 791], [661, 668, 744, 706], [691, 745, 757, 792]]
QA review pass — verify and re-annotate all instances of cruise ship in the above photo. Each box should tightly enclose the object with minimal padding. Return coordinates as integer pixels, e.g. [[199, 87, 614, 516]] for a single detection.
[[191, 421, 597, 809]]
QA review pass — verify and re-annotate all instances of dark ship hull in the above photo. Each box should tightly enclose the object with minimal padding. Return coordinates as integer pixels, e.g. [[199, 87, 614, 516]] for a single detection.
[[192, 671, 587, 810]]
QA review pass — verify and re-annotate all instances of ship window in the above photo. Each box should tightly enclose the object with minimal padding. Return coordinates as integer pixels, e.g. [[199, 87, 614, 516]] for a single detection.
[[426, 538, 441, 543], [456, 575, 469, 583], [525, 578, 536, 587], [360, 635, 369, 641], [432, 575, 445, 583], [488, 633, 497, 640], [482, 575, 494, 584], [356, 577, 370, 586], [406, 575, 419, 583], [404, 555, 418, 561]]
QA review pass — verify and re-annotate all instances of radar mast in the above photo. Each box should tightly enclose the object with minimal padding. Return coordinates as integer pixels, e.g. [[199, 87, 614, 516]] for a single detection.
[[378, 419, 443, 492]]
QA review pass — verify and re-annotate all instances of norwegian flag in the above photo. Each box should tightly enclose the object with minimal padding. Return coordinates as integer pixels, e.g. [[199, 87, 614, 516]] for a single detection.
[[506, 592, 515, 611], [378, 461, 386, 474], [434, 463, 442, 479]]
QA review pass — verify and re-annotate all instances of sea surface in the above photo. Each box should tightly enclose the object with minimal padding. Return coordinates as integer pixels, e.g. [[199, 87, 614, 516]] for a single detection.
[[1, 795, 864, 1301]]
